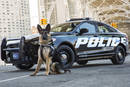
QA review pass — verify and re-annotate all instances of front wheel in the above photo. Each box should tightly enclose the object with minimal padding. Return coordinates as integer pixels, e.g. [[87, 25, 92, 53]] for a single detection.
[[15, 64, 34, 70], [111, 46, 126, 65], [56, 45, 75, 69]]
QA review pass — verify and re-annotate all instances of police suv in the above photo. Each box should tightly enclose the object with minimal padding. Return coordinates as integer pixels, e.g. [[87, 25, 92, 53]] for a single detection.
[[1, 18, 129, 70]]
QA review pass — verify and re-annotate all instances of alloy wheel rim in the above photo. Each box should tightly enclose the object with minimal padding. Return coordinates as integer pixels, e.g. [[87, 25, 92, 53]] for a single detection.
[[60, 51, 69, 65], [117, 50, 124, 60]]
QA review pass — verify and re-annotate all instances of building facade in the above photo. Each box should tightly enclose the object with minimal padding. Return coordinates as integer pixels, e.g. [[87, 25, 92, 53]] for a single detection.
[[0, 0, 31, 41], [38, 0, 130, 41], [38, 0, 100, 25]]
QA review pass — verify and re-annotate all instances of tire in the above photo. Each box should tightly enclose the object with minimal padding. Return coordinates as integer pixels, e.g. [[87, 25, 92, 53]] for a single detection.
[[1, 38, 7, 61], [77, 60, 88, 65], [56, 45, 75, 69], [15, 64, 33, 70], [111, 45, 126, 65], [19, 36, 25, 59]]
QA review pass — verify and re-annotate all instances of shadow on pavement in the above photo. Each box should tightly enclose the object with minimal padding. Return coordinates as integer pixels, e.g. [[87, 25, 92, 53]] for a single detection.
[[7, 63, 113, 73], [72, 63, 113, 69]]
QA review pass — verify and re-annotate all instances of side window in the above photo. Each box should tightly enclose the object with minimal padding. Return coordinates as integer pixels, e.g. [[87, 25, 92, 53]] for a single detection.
[[98, 25, 109, 33], [97, 23, 116, 33], [107, 25, 118, 32], [78, 22, 96, 34]]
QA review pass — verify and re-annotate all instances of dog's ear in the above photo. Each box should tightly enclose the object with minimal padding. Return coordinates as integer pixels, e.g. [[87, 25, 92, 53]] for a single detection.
[[45, 24, 51, 33], [37, 24, 42, 33]]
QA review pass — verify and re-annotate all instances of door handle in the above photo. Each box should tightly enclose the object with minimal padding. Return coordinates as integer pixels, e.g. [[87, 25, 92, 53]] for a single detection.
[[112, 35, 116, 37], [94, 34, 98, 37]]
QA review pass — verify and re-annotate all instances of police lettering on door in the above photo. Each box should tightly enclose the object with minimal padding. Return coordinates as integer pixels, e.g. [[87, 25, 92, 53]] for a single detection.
[[75, 37, 126, 48]]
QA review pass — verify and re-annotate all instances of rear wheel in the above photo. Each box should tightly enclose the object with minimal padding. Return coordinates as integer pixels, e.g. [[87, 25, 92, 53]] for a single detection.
[[77, 60, 88, 65], [15, 64, 33, 70], [56, 45, 75, 69], [111, 46, 126, 65]]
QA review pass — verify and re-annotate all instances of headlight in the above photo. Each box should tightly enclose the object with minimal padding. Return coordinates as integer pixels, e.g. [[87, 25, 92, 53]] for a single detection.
[[12, 53, 19, 60]]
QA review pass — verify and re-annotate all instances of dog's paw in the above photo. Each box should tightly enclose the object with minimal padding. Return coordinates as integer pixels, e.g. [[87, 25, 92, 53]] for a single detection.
[[49, 72, 53, 75], [30, 73, 36, 76], [45, 74, 49, 76], [45, 72, 49, 76]]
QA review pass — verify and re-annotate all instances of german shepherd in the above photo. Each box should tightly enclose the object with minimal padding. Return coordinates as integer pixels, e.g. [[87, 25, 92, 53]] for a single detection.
[[30, 24, 71, 76], [30, 24, 52, 76]]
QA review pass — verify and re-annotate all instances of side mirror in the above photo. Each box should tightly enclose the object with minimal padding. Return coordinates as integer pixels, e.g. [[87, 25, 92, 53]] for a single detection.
[[79, 28, 88, 35]]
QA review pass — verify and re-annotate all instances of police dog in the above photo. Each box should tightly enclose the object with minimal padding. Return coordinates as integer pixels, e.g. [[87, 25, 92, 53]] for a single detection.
[[30, 24, 71, 76], [30, 24, 53, 76]]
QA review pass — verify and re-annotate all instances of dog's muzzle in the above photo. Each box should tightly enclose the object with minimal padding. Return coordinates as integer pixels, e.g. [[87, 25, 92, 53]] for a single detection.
[[42, 34, 48, 40]]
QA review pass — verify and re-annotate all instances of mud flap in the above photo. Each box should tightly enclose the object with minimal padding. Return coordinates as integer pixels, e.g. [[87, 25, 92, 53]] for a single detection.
[[1, 38, 7, 61]]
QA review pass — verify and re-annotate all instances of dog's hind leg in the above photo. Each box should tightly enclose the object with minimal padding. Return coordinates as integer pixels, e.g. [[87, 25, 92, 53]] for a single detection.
[[45, 57, 52, 75], [30, 57, 43, 76]]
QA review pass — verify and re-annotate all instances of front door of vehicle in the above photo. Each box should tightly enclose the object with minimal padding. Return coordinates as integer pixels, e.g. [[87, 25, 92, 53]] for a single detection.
[[74, 21, 102, 58]]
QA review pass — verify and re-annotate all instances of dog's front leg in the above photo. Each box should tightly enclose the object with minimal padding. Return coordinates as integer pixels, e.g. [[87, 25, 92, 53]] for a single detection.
[[45, 57, 52, 75], [30, 57, 43, 76]]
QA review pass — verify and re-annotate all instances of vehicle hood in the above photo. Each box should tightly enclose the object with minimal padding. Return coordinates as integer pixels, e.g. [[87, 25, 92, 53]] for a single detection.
[[7, 32, 70, 45], [7, 33, 40, 45]]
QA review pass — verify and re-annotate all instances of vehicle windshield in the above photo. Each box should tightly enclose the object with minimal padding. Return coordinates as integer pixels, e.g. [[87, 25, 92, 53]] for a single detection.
[[51, 22, 80, 32]]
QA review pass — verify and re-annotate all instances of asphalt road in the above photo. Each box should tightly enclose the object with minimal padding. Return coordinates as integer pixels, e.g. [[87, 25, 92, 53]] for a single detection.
[[0, 55, 130, 87]]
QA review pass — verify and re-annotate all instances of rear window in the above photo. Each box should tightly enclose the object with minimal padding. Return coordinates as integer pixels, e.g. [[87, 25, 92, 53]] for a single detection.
[[97, 23, 117, 33]]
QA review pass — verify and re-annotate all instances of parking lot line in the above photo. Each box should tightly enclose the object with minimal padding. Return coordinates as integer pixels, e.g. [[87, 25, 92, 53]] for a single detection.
[[0, 75, 29, 83], [0, 70, 17, 73]]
